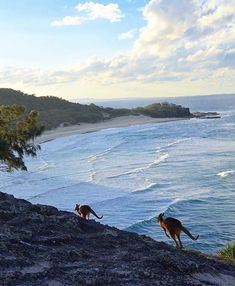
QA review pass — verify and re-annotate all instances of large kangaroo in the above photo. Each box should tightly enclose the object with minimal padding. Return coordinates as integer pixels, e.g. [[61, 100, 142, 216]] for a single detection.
[[157, 213, 199, 248], [75, 204, 103, 220]]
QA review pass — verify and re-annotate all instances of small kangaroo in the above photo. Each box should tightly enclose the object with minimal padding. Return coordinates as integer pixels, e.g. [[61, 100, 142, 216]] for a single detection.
[[74, 204, 103, 220], [157, 213, 199, 248]]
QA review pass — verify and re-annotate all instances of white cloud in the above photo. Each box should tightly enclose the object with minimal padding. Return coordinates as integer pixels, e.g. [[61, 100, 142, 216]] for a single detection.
[[186, 47, 222, 62], [118, 29, 135, 40], [133, 0, 196, 58], [132, 0, 235, 78], [76, 2, 124, 22], [51, 2, 124, 26], [198, 3, 235, 28], [51, 16, 83, 26]]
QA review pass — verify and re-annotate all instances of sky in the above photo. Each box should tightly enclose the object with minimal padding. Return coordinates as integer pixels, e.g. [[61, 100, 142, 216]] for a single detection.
[[0, 0, 235, 100]]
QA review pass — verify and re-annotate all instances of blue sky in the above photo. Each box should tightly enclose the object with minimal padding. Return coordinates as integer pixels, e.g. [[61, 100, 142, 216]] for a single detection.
[[0, 0, 235, 100], [0, 0, 143, 66]]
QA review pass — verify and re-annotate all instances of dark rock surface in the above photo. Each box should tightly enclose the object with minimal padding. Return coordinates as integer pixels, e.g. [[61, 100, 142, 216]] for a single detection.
[[192, 112, 221, 119], [0, 191, 234, 286]]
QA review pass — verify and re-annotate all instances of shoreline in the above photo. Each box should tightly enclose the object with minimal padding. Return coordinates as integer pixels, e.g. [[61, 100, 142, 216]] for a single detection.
[[35, 115, 190, 144]]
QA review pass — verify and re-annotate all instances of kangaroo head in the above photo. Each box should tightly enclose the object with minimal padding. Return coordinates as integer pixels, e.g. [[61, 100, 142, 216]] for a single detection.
[[74, 204, 80, 211], [157, 212, 164, 222]]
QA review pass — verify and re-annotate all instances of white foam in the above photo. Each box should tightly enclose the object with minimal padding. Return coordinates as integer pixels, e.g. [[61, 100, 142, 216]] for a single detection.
[[217, 170, 235, 178], [108, 153, 169, 179], [132, 182, 158, 193], [38, 158, 54, 171], [87, 146, 115, 162], [165, 138, 190, 148], [150, 153, 169, 167], [155, 138, 190, 155], [87, 141, 124, 163]]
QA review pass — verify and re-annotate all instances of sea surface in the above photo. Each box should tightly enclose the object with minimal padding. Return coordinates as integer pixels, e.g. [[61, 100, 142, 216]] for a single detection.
[[1, 94, 235, 254]]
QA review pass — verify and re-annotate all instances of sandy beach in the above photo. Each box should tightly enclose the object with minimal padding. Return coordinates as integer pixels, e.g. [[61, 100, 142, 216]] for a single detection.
[[35, 115, 188, 144]]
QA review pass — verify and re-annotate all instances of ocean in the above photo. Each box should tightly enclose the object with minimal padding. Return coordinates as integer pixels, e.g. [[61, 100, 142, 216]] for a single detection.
[[1, 94, 235, 254]]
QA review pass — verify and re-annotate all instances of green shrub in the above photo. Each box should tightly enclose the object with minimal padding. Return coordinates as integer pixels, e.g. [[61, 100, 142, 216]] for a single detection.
[[218, 243, 235, 261]]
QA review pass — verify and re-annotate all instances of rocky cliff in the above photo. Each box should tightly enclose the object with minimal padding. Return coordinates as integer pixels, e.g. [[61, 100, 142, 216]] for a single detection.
[[0, 192, 234, 286]]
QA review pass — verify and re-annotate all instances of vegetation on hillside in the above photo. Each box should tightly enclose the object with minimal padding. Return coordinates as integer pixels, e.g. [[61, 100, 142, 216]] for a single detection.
[[133, 102, 190, 118], [0, 88, 191, 130], [0, 105, 43, 171], [218, 243, 235, 262]]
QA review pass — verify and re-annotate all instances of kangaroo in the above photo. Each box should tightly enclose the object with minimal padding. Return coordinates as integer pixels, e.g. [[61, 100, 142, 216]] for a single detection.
[[74, 204, 103, 220], [157, 213, 199, 248]]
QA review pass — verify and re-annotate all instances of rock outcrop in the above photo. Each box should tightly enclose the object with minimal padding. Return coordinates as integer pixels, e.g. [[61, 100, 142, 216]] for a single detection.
[[192, 111, 221, 119], [0, 191, 234, 286]]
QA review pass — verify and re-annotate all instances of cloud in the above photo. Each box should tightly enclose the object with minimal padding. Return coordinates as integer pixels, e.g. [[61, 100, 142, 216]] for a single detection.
[[76, 2, 124, 22], [133, 0, 196, 58], [51, 2, 124, 26], [132, 0, 235, 77], [3, 0, 235, 95], [118, 29, 136, 40], [197, 3, 235, 28], [186, 47, 222, 62], [51, 16, 83, 26], [49, 0, 235, 86]]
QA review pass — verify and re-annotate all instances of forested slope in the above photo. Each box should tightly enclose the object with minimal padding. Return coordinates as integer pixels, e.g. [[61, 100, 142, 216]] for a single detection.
[[0, 88, 191, 130]]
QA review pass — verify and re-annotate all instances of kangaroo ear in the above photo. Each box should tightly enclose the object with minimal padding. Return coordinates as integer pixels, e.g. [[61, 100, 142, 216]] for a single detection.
[[162, 212, 164, 216]]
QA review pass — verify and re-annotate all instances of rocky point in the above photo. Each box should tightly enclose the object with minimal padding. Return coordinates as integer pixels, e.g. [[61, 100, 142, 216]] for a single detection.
[[0, 191, 234, 286]]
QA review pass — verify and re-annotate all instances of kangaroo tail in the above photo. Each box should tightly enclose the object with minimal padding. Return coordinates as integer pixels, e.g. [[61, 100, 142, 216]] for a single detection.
[[90, 209, 103, 219], [181, 226, 199, 241]]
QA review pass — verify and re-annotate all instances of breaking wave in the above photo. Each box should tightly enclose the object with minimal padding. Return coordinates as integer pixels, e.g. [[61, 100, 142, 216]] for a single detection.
[[132, 182, 160, 194], [108, 153, 169, 179], [87, 141, 125, 162], [217, 170, 235, 178]]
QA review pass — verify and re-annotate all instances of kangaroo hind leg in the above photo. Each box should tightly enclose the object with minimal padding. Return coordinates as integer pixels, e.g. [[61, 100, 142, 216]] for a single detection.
[[176, 234, 183, 249], [170, 231, 180, 248]]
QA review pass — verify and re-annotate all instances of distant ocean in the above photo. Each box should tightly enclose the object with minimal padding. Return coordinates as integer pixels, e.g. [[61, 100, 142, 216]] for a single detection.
[[1, 94, 235, 254]]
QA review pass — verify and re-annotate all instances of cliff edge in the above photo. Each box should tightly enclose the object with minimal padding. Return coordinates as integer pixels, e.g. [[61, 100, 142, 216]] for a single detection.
[[0, 192, 234, 286]]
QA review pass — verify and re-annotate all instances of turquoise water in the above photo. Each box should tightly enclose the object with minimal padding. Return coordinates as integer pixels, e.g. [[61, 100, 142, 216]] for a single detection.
[[1, 95, 235, 254]]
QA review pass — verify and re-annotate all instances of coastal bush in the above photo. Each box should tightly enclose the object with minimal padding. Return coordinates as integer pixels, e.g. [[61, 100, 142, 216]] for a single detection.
[[218, 243, 235, 261], [0, 88, 132, 129], [0, 104, 43, 171], [0, 88, 192, 130], [133, 102, 191, 118]]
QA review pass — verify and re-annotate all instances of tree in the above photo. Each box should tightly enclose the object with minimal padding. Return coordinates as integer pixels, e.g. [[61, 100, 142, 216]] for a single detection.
[[0, 105, 44, 171]]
